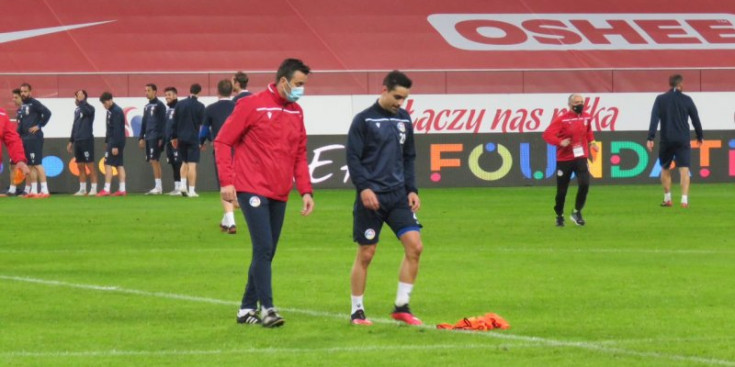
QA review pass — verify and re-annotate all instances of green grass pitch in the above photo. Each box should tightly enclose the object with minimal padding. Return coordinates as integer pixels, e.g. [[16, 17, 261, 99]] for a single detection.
[[2, 183, 734, 367]]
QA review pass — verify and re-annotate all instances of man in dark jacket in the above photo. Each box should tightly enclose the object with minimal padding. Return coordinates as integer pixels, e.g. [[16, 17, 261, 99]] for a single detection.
[[171, 83, 205, 197], [201, 79, 236, 233], [97, 92, 127, 197], [163, 87, 182, 195], [18, 83, 51, 197], [138, 84, 167, 195], [646, 74, 704, 208], [67, 90, 98, 196], [345, 71, 424, 326]]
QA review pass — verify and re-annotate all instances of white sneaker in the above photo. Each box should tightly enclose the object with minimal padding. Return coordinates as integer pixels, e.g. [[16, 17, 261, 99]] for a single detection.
[[145, 188, 163, 195], [187, 191, 199, 198], [73, 190, 87, 196], [88, 189, 98, 196], [180, 188, 188, 197], [167, 190, 182, 196]]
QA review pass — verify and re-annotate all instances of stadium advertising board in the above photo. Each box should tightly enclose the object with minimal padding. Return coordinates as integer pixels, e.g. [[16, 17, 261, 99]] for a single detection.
[[2, 93, 733, 192], [2, 1, 735, 73]]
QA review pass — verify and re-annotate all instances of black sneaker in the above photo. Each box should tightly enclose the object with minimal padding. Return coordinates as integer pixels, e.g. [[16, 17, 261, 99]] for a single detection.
[[262, 308, 285, 328], [556, 215, 564, 227], [570, 211, 585, 226], [236, 309, 261, 325], [350, 309, 373, 325]]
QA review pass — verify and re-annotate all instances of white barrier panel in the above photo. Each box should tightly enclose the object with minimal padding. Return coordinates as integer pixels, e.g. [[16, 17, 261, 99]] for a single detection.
[[28, 92, 732, 138]]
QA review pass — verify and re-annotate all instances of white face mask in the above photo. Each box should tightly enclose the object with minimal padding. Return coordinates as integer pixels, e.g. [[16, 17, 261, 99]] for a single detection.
[[285, 81, 305, 102]]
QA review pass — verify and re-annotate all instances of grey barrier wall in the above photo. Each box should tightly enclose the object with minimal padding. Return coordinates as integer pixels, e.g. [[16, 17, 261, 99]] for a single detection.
[[1, 131, 733, 193]]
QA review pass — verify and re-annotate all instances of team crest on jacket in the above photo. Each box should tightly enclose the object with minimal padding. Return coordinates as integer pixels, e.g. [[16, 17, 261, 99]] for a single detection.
[[249, 196, 261, 207], [397, 122, 406, 132]]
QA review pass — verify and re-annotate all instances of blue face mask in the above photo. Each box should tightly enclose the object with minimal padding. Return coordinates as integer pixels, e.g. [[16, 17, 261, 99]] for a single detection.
[[286, 81, 304, 102]]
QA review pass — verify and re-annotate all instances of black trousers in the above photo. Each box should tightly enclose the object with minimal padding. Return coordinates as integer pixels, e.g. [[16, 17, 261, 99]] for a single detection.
[[554, 158, 590, 216], [237, 192, 287, 310]]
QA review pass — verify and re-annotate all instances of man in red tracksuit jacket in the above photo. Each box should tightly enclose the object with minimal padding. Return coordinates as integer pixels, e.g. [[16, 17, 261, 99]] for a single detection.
[[542, 94, 599, 227], [1, 107, 30, 186], [214, 58, 315, 328]]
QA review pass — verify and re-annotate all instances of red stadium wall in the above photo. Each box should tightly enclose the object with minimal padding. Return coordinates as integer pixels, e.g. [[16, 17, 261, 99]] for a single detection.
[[3, 0, 735, 107]]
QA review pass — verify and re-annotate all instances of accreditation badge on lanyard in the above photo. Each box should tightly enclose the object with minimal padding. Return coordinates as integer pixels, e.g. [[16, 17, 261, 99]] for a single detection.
[[573, 145, 584, 157], [572, 117, 587, 157]]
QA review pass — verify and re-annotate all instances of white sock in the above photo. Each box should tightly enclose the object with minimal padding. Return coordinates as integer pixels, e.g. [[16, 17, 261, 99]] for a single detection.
[[40, 182, 49, 194], [221, 213, 228, 226], [664, 192, 672, 202], [104, 183, 111, 192], [154, 179, 162, 190], [24, 185, 31, 193], [181, 179, 188, 191], [119, 182, 126, 192], [189, 186, 196, 194], [261, 307, 275, 318], [31, 182, 38, 194], [237, 308, 255, 318], [351, 295, 365, 315], [681, 195, 688, 204], [79, 182, 86, 192], [395, 282, 413, 307], [8, 185, 16, 194], [174, 181, 180, 190], [225, 212, 236, 226], [90, 183, 98, 191]]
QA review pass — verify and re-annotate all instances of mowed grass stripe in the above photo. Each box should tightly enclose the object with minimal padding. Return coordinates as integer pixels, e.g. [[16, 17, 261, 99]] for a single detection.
[[3, 274, 735, 367]]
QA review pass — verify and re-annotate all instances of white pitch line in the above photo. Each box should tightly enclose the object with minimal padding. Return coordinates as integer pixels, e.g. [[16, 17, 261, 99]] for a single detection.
[[2, 247, 734, 255], [2, 274, 735, 366], [492, 248, 735, 255], [3, 343, 542, 358], [595, 336, 735, 346]]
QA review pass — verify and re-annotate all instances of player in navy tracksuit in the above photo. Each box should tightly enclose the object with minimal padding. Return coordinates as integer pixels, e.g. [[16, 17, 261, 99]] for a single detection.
[[171, 83, 205, 197], [163, 87, 183, 195], [97, 92, 127, 197], [18, 83, 52, 197], [232, 71, 252, 103], [346, 71, 424, 326], [139, 84, 167, 194], [646, 74, 704, 208], [67, 90, 98, 196], [200, 79, 237, 233]]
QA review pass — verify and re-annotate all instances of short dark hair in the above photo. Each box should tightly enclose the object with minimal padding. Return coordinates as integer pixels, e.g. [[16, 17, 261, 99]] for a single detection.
[[20, 83, 32, 90], [383, 70, 412, 91], [76, 89, 88, 99], [233, 71, 249, 89], [669, 74, 684, 88], [12, 88, 21, 95], [190, 83, 202, 95], [217, 79, 233, 97], [164, 86, 177, 94], [99, 92, 113, 102], [145, 83, 158, 91], [275, 58, 310, 84]]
